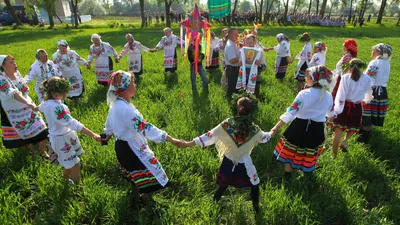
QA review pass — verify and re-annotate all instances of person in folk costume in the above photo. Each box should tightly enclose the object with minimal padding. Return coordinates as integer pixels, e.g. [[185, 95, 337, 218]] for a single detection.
[[292, 32, 312, 92], [327, 59, 373, 156], [265, 33, 291, 81], [205, 31, 220, 71], [179, 93, 272, 213], [187, 33, 209, 92], [52, 40, 88, 105], [102, 71, 183, 202], [38, 77, 101, 185], [330, 39, 358, 100], [25, 49, 62, 102], [309, 42, 327, 67], [119, 33, 152, 81], [153, 27, 181, 74], [358, 43, 392, 143], [0, 55, 49, 157], [219, 28, 229, 89], [236, 34, 266, 98], [270, 66, 334, 180], [87, 34, 120, 86]]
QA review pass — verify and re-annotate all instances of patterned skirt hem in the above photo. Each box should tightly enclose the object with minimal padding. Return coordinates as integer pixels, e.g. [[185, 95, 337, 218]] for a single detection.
[[326, 121, 359, 133]]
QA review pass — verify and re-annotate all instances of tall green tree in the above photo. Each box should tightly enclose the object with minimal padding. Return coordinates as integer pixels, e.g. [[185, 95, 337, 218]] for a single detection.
[[36, 0, 57, 28]]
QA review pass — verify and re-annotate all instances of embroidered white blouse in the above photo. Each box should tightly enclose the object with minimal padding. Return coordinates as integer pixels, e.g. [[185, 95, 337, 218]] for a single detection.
[[273, 40, 291, 58], [334, 74, 374, 115], [88, 42, 118, 63], [364, 58, 391, 87], [155, 35, 181, 50], [280, 87, 334, 123], [38, 100, 84, 136], [309, 52, 326, 67]]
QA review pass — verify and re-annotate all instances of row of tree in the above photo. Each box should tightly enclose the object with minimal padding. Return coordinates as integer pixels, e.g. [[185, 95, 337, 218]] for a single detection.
[[1, 0, 399, 28]]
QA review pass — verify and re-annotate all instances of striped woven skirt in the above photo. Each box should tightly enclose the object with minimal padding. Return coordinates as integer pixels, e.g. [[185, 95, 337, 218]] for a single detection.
[[216, 156, 253, 188], [115, 140, 165, 194], [327, 101, 362, 132], [362, 86, 388, 127], [275, 57, 288, 79], [274, 118, 325, 173]]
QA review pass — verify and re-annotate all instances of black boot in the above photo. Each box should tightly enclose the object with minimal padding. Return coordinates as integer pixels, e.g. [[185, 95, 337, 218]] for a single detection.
[[284, 171, 292, 184], [251, 185, 260, 213], [357, 129, 371, 144], [213, 186, 227, 202]]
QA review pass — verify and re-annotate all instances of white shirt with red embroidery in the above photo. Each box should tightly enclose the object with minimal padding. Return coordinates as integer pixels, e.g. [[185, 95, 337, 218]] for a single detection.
[[364, 58, 390, 87], [309, 52, 326, 67]]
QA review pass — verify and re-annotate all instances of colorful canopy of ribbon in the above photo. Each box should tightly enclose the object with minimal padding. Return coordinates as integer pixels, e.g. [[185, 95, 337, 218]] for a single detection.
[[208, 0, 231, 19]]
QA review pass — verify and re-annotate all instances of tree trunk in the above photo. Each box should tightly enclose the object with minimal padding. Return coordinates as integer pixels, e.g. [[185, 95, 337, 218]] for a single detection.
[[140, 0, 145, 28], [347, 0, 353, 23], [376, 0, 386, 24], [308, 0, 312, 15], [48, 15, 54, 28], [254, 0, 258, 22], [316, 0, 320, 15], [232, 0, 239, 24], [284, 0, 289, 19], [319, 0, 328, 17], [4, 0, 23, 26], [165, 0, 171, 27], [259, 0, 263, 22], [55, 14, 63, 24], [328, 2, 333, 17], [70, 0, 79, 28], [397, 16, 400, 26]]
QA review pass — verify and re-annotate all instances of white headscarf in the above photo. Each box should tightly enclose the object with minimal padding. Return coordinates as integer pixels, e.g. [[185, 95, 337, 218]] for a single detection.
[[107, 70, 133, 106], [91, 34, 102, 42]]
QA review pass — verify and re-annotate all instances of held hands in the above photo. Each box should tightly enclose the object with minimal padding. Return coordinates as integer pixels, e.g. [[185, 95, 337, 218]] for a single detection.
[[93, 134, 101, 142], [115, 58, 120, 63], [86, 63, 91, 70], [167, 137, 195, 149]]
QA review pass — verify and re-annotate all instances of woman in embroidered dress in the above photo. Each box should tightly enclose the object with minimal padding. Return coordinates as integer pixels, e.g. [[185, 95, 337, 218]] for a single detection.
[[270, 65, 334, 179], [38, 77, 101, 184], [309, 42, 327, 67], [87, 34, 119, 86], [153, 27, 181, 74], [330, 39, 357, 99], [52, 40, 88, 104], [0, 55, 49, 157], [358, 43, 392, 143], [25, 49, 62, 102], [292, 32, 312, 92], [119, 33, 152, 80], [102, 70, 182, 200], [180, 94, 271, 213], [327, 59, 373, 156], [265, 33, 291, 81]]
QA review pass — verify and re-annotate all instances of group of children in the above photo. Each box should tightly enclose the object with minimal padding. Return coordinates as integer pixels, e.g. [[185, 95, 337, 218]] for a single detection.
[[0, 27, 393, 214]]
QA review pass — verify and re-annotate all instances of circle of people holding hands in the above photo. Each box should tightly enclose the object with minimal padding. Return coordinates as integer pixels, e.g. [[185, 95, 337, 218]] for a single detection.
[[0, 26, 392, 213]]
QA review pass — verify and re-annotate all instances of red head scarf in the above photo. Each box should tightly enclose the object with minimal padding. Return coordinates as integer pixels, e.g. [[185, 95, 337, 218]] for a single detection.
[[344, 39, 357, 56]]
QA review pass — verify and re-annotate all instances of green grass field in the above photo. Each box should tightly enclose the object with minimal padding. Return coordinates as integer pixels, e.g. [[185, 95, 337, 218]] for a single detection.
[[0, 22, 399, 224]]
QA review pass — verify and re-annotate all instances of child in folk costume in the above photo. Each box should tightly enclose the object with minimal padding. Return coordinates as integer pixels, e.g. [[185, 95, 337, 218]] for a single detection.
[[327, 59, 373, 156], [358, 43, 392, 143], [102, 71, 182, 200], [25, 49, 62, 102], [292, 32, 312, 92], [52, 40, 88, 104], [206, 31, 220, 70], [154, 27, 181, 73], [38, 77, 101, 184], [87, 34, 120, 86], [236, 34, 266, 98], [270, 66, 334, 178], [309, 42, 327, 67], [265, 33, 291, 81], [180, 94, 272, 213], [330, 39, 357, 100], [119, 33, 152, 80]]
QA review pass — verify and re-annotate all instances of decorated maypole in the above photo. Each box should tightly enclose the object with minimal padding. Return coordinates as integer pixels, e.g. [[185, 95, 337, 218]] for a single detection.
[[180, 3, 211, 74]]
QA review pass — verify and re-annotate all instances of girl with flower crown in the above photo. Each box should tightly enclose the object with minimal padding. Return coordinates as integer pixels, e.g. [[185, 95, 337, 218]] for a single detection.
[[179, 93, 272, 213], [270, 66, 334, 179], [25, 49, 62, 102], [38, 76, 101, 185], [358, 43, 392, 143], [327, 59, 373, 156], [102, 70, 182, 202], [292, 32, 312, 92]]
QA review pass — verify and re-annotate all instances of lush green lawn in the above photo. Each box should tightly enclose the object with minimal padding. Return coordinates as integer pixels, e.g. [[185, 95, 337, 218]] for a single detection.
[[0, 23, 399, 224]]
